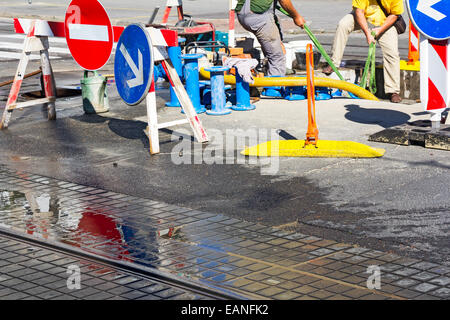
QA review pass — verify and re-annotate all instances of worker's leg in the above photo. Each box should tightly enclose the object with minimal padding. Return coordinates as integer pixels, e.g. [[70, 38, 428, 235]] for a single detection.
[[254, 15, 286, 76], [377, 26, 401, 95], [236, 1, 284, 76], [330, 13, 359, 67]]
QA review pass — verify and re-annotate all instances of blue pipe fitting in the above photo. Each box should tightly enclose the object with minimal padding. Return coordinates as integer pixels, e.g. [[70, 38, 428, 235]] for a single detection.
[[261, 77, 285, 98], [202, 82, 233, 106], [284, 86, 307, 101], [231, 69, 255, 111], [153, 63, 166, 82], [165, 38, 185, 107], [315, 87, 332, 100], [331, 89, 343, 98], [181, 53, 206, 114], [262, 86, 285, 98], [204, 66, 231, 116]]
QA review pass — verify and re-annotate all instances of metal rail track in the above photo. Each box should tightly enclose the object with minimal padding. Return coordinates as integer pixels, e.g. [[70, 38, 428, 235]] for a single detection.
[[0, 226, 248, 300]]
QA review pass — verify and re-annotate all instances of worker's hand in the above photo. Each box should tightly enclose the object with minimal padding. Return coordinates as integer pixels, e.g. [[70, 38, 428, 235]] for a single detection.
[[366, 32, 376, 45], [293, 14, 306, 28], [372, 27, 382, 39]]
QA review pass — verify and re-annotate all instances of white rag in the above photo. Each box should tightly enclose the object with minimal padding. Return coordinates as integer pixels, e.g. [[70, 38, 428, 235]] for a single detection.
[[223, 58, 258, 84]]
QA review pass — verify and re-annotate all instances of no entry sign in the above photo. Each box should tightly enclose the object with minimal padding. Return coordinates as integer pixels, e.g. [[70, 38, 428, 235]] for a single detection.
[[65, 0, 113, 70]]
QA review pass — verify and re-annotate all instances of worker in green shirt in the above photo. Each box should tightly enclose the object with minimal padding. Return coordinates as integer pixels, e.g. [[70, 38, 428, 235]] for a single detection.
[[235, 0, 306, 76]]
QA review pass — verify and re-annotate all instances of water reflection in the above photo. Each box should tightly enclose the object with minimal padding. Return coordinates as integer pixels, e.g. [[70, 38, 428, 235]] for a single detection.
[[0, 189, 226, 286], [0, 190, 161, 266]]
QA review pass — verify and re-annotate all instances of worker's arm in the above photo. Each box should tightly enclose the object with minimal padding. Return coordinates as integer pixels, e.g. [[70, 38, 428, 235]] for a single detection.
[[279, 0, 306, 28], [353, 7, 375, 45], [372, 14, 398, 39]]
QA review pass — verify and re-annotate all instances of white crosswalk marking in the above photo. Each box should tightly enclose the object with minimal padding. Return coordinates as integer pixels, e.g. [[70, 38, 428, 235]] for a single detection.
[[0, 33, 68, 61]]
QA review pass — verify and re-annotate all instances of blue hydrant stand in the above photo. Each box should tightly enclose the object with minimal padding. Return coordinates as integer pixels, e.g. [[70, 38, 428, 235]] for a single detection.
[[181, 53, 206, 114], [166, 37, 186, 107], [232, 69, 255, 111], [205, 66, 232, 116]]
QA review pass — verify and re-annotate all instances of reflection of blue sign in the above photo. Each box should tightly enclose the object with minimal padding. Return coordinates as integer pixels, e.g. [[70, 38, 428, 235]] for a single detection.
[[407, 0, 450, 40], [115, 24, 154, 105]]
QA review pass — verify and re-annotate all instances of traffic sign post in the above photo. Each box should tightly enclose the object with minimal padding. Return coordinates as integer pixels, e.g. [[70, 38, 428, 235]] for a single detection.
[[64, 0, 114, 71], [114, 25, 208, 155], [407, 0, 450, 127]]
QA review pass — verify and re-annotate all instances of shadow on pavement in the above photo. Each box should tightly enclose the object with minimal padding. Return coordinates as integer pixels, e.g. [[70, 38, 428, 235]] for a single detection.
[[344, 104, 411, 128]]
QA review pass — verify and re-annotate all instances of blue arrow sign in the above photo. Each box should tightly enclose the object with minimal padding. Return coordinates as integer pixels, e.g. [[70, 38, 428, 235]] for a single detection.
[[115, 24, 154, 105], [407, 0, 450, 40]]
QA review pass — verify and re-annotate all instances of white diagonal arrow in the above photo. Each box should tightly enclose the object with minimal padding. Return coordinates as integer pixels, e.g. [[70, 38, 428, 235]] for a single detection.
[[119, 44, 144, 88], [417, 0, 446, 22]]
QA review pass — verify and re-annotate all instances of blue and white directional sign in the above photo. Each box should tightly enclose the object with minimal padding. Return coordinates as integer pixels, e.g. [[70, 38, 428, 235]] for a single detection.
[[115, 24, 154, 105], [407, 0, 450, 40]]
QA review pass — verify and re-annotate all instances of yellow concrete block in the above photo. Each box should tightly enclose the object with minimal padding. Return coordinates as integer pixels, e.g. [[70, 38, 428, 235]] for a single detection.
[[241, 140, 385, 158]]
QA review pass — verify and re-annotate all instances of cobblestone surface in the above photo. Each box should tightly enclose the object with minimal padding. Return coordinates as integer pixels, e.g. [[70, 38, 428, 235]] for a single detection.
[[0, 166, 449, 300], [0, 235, 205, 300]]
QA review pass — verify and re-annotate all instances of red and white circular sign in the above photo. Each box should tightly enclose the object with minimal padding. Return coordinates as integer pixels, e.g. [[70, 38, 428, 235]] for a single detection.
[[65, 0, 113, 70]]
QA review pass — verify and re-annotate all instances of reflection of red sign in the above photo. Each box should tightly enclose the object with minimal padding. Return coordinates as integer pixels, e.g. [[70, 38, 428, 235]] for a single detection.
[[78, 211, 122, 241], [64, 0, 113, 70], [73, 208, 131, 261]]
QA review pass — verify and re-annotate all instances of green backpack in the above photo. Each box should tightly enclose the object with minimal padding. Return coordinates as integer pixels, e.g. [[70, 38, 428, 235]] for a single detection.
[[235, 0, 274, 14]]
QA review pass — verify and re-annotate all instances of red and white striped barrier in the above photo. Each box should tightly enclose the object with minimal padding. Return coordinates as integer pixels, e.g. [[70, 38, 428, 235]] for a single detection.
[[228, 0, 237, 48], [13, 18, 184, 47], [1, 20, 57, 129], [162, 0, 184, 25], [408, 21, 420, 64], [14, 18, 125, 42], [420, 38, 449, 120]]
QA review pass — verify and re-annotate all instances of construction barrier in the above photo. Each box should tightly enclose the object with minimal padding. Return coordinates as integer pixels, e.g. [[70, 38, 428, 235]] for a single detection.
[[14, 18, 125, 42], [114, 25, 208, 155], [408, 21, 420, 64], [400, 21, 420, 71], [420, 38, 450, 126], [0, 20, 56, 129], [228, 0, 238, 48], [162, 0, 184, 25]]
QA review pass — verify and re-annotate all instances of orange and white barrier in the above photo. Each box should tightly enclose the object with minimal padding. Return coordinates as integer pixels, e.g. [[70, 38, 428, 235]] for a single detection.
[[408, 21, 420, 64], [400, 22, 421, 71], [162, 0, 184, 25]]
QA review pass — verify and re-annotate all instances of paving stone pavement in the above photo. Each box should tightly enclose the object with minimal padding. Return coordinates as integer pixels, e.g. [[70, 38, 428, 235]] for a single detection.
[[0, 235, 206, 300], [0, 164, 449, 300]]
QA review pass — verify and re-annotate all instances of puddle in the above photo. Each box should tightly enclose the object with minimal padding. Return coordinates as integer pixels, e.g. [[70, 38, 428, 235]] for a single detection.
[[22, 88, 82, 100], [0, 189, 198, 272], [0, 187, 242, 288]]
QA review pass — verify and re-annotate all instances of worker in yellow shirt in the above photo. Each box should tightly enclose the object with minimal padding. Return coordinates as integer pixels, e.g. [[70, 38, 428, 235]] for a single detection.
[[322, 0, 404, 103]]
